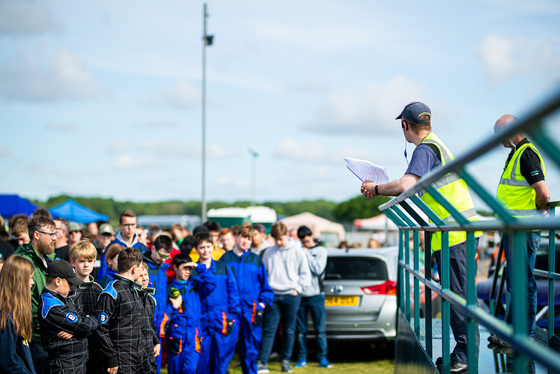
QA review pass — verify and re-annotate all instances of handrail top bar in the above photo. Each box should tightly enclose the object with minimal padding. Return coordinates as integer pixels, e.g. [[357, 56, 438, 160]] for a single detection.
[[379, 88, 560, 212], [391, 216, 560, 231]]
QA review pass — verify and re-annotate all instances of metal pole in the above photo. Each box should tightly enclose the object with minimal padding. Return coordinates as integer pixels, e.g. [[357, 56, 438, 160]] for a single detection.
[[249, 149, 258, 206], [201, 3, 208, 222]]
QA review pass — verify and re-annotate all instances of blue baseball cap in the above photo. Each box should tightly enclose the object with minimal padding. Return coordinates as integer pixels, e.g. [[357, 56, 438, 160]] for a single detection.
[[396, 102, 431, 124]]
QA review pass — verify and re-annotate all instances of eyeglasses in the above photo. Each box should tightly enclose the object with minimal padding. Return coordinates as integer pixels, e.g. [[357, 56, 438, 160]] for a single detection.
[[38, 231, 58, 239], [121, 223, 137, 228], [158, 251, 171, 260]]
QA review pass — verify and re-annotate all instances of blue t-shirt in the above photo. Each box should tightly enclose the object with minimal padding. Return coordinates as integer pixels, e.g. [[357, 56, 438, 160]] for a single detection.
[[405, 144, 441, 178]]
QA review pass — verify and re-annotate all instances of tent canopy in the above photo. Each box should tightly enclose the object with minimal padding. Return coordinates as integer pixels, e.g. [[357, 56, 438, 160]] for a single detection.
[[0, 194, 40, 218], [353, 215, 398, 231], [49, 199, 109, 224], [280, 212, 345, 241]]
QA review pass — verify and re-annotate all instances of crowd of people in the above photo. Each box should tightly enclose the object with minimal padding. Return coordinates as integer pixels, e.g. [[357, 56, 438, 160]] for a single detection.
[[0, 208, 331, 374]]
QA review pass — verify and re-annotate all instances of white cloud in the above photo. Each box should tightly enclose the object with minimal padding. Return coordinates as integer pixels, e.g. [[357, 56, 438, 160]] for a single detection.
[[300, 76, 428, 136], [145, 80, 200, 109], [0, 0, 62, 37], [139, 140, 238, 159], [0, 49, 99, 101], [273, 139, 379, 164], [477, 34, 560, 88], [113, 155, 155, 170]]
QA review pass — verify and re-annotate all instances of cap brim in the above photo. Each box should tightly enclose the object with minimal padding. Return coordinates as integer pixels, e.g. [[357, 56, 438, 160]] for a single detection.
[[67, 276, 84, 286], [396, 114, 402, 120]]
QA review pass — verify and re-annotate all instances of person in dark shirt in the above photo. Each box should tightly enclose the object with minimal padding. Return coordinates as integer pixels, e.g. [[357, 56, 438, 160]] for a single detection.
[[94, 247, 150, 374], [490, 114, 550, 347]]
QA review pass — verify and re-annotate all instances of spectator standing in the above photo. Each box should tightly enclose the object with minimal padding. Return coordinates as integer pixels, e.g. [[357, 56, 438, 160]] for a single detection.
[[68, 240, 103, 374], [250, 224, 270, 256], [94, 247, 151, 374], [361, 102, 480, 373], [53, 218, 70, 262], [97, 210, 148, 281], [142, 235, 172, 373], [0, 255, 37, 374], [193, 232, 240, 374], [11, 216, 30, 249], [219, 228, 236, 252], [14, 216, 58, 373], [138, 263, 160, 374], [38, 260, 98, 374], [294, 226, 331, 369], [67, 223, 83, 246], [257, 222, 311, 374], [221, 226, 274, 374], [98, 244, 124, 289], [165, 254, 217, 374], [490, 114, 550, 346], [95, 223, 114, 254]]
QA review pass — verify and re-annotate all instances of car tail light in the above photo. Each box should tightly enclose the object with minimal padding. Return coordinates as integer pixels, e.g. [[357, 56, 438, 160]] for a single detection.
[[361, 280, 397, 296]]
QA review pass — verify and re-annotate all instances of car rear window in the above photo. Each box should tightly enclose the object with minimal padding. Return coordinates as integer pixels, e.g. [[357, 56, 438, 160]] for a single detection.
[[325, 257, 388, 281]]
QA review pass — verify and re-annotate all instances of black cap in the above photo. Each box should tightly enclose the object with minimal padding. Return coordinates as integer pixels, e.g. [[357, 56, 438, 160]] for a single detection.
[[46, 260, 84, 286]]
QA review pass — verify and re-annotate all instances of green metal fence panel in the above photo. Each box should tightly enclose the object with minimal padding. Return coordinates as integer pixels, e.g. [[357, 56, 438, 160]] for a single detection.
[[383, 88, 560, 373]]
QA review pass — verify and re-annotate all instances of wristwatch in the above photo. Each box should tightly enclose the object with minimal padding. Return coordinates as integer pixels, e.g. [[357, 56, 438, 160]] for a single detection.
[[375, 185, 379, 195]]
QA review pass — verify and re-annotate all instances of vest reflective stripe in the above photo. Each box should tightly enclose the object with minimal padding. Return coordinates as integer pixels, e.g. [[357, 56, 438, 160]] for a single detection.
[[419, 132, 480, 251], [496, 142, 544, 219]]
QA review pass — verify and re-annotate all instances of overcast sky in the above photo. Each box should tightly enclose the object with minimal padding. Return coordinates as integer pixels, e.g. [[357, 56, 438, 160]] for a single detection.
[[1, 0, 560, 209]]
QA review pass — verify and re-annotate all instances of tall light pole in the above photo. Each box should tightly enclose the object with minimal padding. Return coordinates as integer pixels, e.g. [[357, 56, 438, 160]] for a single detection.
[[201, 3, 213, 222], [248, 149, 259, 206]]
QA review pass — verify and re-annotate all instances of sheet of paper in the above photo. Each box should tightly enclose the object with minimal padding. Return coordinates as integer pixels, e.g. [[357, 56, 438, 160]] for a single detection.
[[344, 157, 389, 184]]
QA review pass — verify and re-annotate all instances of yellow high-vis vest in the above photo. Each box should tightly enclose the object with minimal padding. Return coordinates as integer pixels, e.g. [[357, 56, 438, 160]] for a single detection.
[[496, 141, 545, 220], [419, 132, 480, 251]]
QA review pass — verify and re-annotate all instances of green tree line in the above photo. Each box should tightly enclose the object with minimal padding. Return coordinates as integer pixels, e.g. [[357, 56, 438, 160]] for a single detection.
[[30, 194, 393, 224]]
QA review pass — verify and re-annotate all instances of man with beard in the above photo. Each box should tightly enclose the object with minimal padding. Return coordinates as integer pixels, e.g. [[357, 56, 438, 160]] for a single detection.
[[15, 215, 58, 373]]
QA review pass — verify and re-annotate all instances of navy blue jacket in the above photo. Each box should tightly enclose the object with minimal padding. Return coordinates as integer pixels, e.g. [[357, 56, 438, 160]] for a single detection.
[[0, 313, 36, 374], [96, 232, 148, 280]]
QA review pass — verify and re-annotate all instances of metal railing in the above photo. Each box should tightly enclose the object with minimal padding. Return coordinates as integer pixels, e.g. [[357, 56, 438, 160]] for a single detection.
[[380, 88, 560, 373]]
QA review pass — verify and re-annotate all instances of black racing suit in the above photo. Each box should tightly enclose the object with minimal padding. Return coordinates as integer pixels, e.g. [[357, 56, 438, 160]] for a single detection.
[[139, 287, 159, 374], [38, 288, 99, 374], [72, 276, 103, 374], [94, 274, 151, 374]]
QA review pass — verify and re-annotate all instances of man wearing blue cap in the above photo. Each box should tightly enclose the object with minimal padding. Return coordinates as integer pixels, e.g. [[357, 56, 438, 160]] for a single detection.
[[361, 102, 479, 374]]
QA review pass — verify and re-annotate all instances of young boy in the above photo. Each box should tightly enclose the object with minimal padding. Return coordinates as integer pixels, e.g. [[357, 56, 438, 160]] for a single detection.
[[165, 253, 217, 374], [192, 232, 240, 374], [38, 260, 99, 374], [142, 235, 172, 373], [138, 262, 161, 374], [220, 226, 274, 374], [97, 243, 124, 288], [95, 247, 151, 374], [69, 240, 104, 374]]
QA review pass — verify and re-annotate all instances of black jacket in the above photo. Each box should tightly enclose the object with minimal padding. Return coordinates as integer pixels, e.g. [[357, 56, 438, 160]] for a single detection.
[[139, 288, 159, 374], [38, 288, 98, 374], [71, 276, 103, 374], [94, 274, 151, 374]]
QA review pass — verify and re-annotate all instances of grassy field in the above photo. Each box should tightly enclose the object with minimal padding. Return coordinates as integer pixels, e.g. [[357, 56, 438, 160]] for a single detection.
[[163, 341, 395, 374]]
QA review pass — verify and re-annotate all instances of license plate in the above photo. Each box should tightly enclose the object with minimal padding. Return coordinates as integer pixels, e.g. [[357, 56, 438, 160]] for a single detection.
[[325, 296, 359, 306]]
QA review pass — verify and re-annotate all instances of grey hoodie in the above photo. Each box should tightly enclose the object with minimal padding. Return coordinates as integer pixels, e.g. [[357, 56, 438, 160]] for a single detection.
[[262, 238, 311, 295]]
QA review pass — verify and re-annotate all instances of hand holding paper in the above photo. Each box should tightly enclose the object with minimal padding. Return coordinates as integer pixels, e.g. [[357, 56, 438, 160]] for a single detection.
[[344, 157, 389, 184]]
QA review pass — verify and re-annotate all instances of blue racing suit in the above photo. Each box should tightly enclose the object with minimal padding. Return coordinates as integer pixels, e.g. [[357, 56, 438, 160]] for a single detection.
[[221, 250, 274, 374], [194, 259, 240, 374], [165, 264, 217, 374]]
